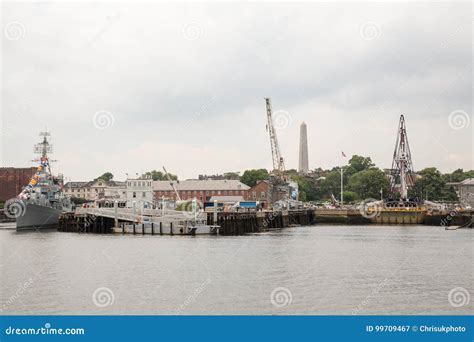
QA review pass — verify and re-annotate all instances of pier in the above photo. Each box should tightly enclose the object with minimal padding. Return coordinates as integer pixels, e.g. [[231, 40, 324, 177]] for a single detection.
[[57, 206, 473, 236], [58, 207, 316, 235]]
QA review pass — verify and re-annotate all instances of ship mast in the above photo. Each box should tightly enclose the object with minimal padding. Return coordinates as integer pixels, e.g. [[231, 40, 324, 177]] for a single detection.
[[389, 115, 416, 200], [34, 132, 53, 177]]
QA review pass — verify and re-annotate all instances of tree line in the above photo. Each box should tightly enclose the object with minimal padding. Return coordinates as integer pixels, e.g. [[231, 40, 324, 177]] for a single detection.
[[93, 158, 472, 203]]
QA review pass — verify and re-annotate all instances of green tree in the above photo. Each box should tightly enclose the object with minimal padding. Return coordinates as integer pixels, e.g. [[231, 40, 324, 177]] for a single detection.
[[346, 155, 375, 176], [412, 167, 445, 201], [342, 191, 358, 203], [347, 168, 389, 199], [223, 172, 240, 180], [95, 172, 113, 182], [144, 170, 178, 181], [240, 169, 269, 187], [319, 170, 344, 200]]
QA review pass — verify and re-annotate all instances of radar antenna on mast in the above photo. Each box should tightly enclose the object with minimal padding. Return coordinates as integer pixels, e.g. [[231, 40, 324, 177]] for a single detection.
[[389, 115, 416, 200]]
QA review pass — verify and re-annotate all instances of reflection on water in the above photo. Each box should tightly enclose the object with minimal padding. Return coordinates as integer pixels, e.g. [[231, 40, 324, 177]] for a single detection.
[[0, 223, 472, 315]]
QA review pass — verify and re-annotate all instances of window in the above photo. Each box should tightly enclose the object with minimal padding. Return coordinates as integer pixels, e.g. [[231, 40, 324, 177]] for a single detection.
[[252, 191, 257, 199], [142, 192, 146, 198], [261, 192, 266, 199], [133, 192, 136, 198]]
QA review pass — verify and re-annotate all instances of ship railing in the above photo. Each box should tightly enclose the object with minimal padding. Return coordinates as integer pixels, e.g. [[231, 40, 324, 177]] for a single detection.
[[75, 207, 207, 224]]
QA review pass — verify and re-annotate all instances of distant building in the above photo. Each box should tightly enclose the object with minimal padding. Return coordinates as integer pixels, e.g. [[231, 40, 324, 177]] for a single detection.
[[125, 177, 154, 208], [298, 122, 309, 174], [248, 180, 270, 208], [0, 167, 37, 201], [64, 180, 126, 202], [448, 178, 474, 207], [153, 179, 250, 203]]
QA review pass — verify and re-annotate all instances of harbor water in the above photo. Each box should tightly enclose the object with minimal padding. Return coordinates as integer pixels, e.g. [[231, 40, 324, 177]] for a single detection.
[[0, 223, 472, 315]]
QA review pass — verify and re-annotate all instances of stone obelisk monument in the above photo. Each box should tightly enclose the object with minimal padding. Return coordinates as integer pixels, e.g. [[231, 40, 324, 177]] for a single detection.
[[298, 122, 309, 174]]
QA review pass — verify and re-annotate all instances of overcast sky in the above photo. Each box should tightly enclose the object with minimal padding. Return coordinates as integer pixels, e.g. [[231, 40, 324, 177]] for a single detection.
[[1, 1, 472, 181]]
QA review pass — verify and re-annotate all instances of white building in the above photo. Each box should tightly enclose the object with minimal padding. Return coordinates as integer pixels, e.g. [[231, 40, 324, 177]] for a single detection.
[[125, 177, 154, 208]]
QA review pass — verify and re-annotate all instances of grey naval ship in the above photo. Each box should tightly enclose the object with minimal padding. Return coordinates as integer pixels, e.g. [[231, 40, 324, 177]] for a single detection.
[[12, 132, 74, 231]]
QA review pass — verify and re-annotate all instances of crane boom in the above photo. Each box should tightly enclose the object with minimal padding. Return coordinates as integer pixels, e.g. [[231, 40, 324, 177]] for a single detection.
[[163, 166, 181, 201], [265, 98, 285, 173]]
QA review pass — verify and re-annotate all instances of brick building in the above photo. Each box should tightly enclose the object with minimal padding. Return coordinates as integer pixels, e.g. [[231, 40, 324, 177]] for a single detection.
[[153, 179, 250, 203], [0, 167, 37, 202]]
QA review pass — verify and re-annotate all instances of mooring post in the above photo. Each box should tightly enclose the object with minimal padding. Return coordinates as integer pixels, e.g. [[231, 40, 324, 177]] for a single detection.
[[170, 222, 174, 235], [142, 223, 145, 235], [122, 222, 125, 235], [151, 222, 154, 235], [160, 222, 163, 235], [213, 200, 218, 225], [114, 200, 118, 229], [133, 223, 136, 235]]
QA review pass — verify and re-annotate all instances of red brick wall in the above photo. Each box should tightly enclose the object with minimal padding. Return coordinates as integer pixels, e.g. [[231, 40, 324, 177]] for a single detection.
[[247, 181, 269, 208], [0, 167, 36, 201], [154, 189, 248, 203]]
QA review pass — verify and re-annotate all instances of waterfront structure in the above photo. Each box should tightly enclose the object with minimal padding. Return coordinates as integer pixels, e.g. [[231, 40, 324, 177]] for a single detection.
[[64, 180, 125, 201], [0, 167, 37, 201], [125, 177, 154, 208], [248, 180, 270, 208], [298, 122, 309, 174], [448, 178, 474, 207], [153, 179, 250, 203], [366, 115, 427, 224]]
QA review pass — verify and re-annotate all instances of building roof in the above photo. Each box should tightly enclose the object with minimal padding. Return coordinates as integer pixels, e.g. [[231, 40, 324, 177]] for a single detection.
[[153, 179, 250, 191], [64, 180, 126, 188], [209, 196, 245, 203], [64, 181, 91, 188], [447, 178, 474, 187], [460, 178, 474, 185]]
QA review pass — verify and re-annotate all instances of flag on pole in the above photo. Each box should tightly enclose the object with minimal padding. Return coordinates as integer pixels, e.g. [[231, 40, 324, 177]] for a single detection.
[[342, 151, 347, 158]]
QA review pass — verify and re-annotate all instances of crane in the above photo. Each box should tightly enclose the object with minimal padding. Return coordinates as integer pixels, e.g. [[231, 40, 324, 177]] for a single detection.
[[265, 98, 285, 175], [163, 166, 181, 201]]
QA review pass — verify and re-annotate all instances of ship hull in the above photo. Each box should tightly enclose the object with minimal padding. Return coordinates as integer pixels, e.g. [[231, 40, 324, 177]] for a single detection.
[[16, 203, 62, 231], [369, 210, 426, 224]]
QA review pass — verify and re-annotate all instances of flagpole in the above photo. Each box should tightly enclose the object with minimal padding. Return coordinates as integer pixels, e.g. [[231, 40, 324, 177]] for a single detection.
[[340, 151, 346, 207], [340, 166, 344, 207]]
